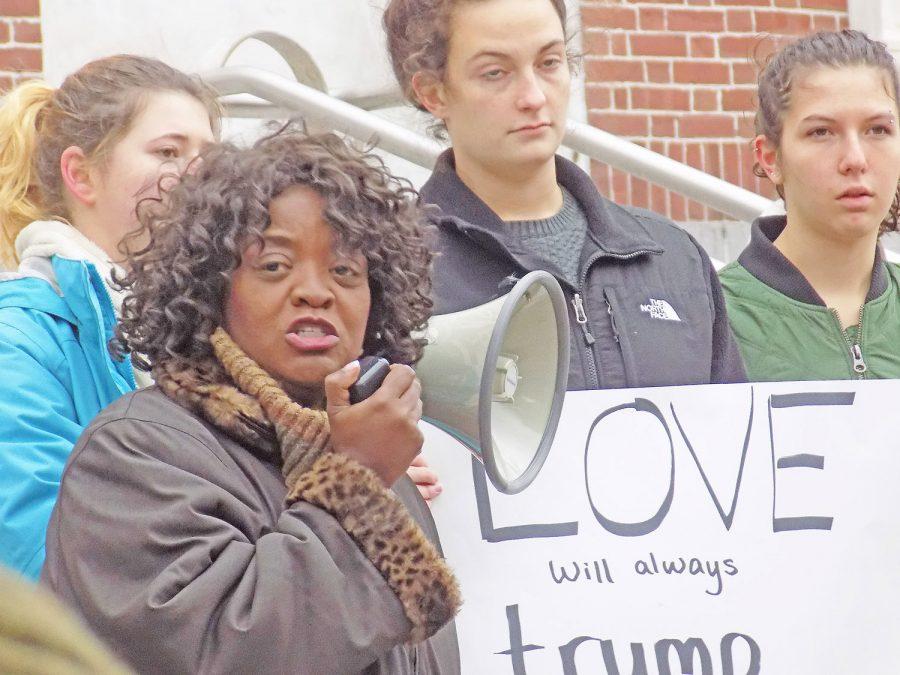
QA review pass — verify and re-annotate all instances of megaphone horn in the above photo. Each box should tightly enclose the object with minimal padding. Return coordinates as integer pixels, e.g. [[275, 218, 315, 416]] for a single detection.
[[417, 270, 570, 494]]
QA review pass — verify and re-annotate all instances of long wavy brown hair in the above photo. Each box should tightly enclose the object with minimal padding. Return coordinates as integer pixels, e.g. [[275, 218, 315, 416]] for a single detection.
[[0, 54, 221, 269], [114, 129, 434, 374]]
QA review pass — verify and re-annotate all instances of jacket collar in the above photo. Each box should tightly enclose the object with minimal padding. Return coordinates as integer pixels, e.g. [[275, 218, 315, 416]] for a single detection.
[[739, 215, 888, 306], [420, 149, 663, 264], [0, 276, 77, 323], [155, 355, 281, 464], [15, 220, 130, 314], [1, 226, 122, 340], [53, 257, 137, 394], [0, 257, 136, 395], [0, 256, 105, 324]]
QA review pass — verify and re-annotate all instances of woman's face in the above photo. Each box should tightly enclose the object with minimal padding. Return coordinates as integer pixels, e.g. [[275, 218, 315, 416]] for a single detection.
[[87, 90, 215, 259], [757, 65, 900, 243], [224, 185, 371, 401], [423, 0, 570, 177]]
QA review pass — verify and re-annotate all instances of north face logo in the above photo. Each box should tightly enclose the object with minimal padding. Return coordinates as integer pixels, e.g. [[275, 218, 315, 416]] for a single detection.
[[640, 298, 681, 322]]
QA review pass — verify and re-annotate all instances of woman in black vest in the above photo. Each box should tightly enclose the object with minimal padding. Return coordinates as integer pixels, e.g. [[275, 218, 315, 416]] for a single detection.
[[383, 0, 746, 389]]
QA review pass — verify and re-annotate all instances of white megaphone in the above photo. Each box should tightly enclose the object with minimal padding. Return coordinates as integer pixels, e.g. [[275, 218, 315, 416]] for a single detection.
[[416, 270, 570, 494]]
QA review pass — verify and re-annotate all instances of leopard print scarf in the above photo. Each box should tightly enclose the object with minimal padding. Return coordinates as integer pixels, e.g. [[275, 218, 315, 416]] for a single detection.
[[155, 327, 331, 488], [153, 328, 462, 643]]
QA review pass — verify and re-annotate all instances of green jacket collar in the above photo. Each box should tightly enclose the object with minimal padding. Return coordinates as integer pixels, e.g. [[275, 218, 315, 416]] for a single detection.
[[738, 215, 888, 306]]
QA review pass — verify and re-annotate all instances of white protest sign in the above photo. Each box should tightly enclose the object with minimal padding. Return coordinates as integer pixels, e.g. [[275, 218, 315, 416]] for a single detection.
[[423, 380, 900, 674]]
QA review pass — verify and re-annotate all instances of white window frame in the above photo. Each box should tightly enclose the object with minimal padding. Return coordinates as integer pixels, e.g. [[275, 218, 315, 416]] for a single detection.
[[848, 0, 900, 61]]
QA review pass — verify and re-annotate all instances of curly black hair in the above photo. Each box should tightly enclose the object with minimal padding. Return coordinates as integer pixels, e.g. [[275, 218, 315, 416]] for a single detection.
[[114, 129, 434, 373]]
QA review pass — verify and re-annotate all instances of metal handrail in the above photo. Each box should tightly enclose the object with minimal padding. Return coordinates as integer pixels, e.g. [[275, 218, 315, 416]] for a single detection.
[[202, 66, 776, 221], [564, 122, 773, 222], [204, 66, 444, 169]]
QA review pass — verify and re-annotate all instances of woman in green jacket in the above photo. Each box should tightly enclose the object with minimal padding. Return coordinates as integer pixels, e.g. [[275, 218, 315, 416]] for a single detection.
[[719, 30, 900, 381]]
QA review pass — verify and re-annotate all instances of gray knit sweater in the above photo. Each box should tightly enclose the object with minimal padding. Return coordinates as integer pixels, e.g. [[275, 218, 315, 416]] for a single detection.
[[503, 187, 588, 287]]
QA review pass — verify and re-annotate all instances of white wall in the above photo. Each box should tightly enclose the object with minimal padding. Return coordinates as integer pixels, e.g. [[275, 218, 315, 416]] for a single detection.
[[42, 1, 422, 182], [41, 0, 586, 187], [848, 0, 900, 61], [42, 0, 396, 93]]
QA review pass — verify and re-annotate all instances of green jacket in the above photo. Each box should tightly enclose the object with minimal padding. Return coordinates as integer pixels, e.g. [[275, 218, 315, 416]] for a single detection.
[[719, 216, 900, 382]]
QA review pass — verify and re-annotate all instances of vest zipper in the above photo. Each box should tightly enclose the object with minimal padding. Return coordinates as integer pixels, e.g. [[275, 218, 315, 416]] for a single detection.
[[604, 292, 620, 343], [571, 293, 595, 345], [572, 248, 654, 390], [571, 292, 600, 389], [830, 305, 867, 378]]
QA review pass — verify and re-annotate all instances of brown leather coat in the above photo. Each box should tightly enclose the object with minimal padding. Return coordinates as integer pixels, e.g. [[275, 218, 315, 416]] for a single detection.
[[42, 384, 460, 675]]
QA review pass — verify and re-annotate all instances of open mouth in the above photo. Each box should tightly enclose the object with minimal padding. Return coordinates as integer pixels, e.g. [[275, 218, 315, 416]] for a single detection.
[[285, 317, 339, 351], [292, 325, 331, 337]]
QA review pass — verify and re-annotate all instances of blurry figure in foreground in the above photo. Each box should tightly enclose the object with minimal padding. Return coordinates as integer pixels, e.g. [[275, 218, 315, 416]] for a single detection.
[[0, 566, 131, 674]]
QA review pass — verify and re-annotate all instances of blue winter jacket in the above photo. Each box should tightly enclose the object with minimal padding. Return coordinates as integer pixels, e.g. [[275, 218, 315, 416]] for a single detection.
[[0, 257, 135, 579]]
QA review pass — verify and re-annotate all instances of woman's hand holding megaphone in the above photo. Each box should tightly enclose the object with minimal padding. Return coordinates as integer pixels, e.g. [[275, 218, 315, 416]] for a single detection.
[[324, 360, 424, 487]]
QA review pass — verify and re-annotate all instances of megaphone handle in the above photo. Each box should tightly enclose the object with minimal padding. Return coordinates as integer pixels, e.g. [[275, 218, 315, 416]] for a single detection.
[[348, 356, 392, 404]]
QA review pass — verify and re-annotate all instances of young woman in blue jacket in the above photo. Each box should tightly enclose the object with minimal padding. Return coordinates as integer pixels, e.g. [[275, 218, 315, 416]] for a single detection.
[[0, 55, 219, 579]]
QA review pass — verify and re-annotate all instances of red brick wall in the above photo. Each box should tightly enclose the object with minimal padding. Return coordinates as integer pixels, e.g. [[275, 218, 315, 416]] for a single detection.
[[581, 0, 849, 221], [0, 0, 41, 92]]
